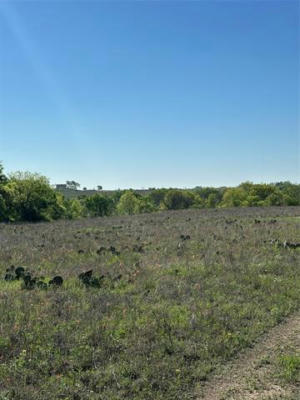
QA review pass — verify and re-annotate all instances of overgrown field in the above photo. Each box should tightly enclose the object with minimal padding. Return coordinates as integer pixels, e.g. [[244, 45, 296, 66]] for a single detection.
[[0, 207, 299, 400]]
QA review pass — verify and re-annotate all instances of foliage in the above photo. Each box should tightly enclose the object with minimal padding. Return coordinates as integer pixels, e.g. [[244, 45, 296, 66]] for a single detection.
[[221, 187, 248, 207], [163, 190, 194, 210], [84, 194, 113, 217], [275, 182, 300, 206], [149, 188, 168, 207], [135, 195, 156, 213], [0, 162, 8, 184], [0, 172, 65, 222], [66, 180, 80, 190], [277, 354, 300, 383], [64, 198, 85, 219], [0, 162, 299, 222], [117, 191, 140, 215]]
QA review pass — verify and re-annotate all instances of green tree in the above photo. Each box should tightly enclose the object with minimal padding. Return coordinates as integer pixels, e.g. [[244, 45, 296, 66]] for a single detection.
[[194, 186, 224, 208], [66, 180, 80, 190], [0, 186, 11, 221], [5, 172, 63, 221], [206, 193, 218, 208], [191, 194, 205, 208], [149, 189, 168, 207], [221, 187, 248, 207], [0, 163, 9, 221], [135, 195, 156, 213], [264, 191, 285, 206], [64, 198, 84, 219], [0, 162, 8, 184], [84, 194, 114, 217], [117, 191, 139, 215], [163, 190, 194, 210], [275, 182, 300, 206], [248, 184, 275, 203]]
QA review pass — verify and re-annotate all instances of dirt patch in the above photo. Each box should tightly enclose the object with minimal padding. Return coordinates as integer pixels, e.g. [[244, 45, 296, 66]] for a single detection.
[[196, 313, 300, 400]]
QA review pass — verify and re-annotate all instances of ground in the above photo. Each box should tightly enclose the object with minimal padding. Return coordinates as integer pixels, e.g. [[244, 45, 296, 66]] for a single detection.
[[0, 206, 299, 400], [197, 312, 300, 400]]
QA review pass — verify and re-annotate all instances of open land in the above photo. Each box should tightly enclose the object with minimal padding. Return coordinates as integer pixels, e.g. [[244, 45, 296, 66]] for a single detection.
[[0, 206, 299, 400]]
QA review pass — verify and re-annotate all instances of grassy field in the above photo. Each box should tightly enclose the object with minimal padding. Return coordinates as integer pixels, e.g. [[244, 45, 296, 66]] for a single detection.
[[0, 206, 299, 400]]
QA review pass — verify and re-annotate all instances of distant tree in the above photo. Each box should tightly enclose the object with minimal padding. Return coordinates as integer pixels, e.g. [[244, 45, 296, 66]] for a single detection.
[[0, 162, 8, 184], [275, 182, 300, 206], [0, 163, 10, 221], [191, 194, 205, 208], [207, 193, 218, 208], [163, 190, 194, 210], [97, 185, 103, 191], [248, 184, 275, 203], [63, 198, 84, 219], [135, 195, 156, 213], [111, 190, 124, 206], [264, 191, 285, 206], [66, 180, 80, 190], [194, 187, 224, 205], [221, 187, 248, 207], [117, 191, 139, 215], [85, 194, 114, 217], [5, 172, 64, 221], [149, 188, 168, 207]]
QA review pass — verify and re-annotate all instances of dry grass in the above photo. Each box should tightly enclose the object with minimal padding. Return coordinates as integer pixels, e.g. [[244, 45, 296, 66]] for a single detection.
[[196, 312, 300, 400], [0, 206, 299, 399]]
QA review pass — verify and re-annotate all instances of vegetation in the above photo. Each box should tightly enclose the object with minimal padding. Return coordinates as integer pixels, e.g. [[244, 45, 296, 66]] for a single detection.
[[197, 313, 300, 399], [277, 353, 300, 383], [0, 206, 299, 399], [0, 163, 299, 223]]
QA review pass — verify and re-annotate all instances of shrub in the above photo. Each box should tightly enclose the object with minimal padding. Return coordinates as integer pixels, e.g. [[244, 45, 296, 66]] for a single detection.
[[135, 196, 156, 213], [0, 162, 7, 184], [3, 172, 64, 222], [149, 189, 168, 207], [164, 190, 194, 210], [221, 187, 248, 207], [84, 194, 114, 217], [117, 191, 139, 215]]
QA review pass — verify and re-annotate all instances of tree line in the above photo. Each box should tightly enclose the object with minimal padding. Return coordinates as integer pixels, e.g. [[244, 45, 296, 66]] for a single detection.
[[0, 163, 299, 222]]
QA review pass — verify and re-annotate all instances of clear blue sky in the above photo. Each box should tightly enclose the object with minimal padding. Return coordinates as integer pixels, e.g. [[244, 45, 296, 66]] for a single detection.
[[0, 0, 299, 189]]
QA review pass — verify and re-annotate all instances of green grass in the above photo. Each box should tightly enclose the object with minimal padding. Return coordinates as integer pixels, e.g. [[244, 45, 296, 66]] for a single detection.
[[0, 207, 299, 399], [276, 216, 300, 223], [276, 353, 300, 383]]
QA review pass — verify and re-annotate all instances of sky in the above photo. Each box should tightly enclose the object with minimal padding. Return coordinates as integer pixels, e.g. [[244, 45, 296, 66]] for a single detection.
[[0, 0, 299, 189]]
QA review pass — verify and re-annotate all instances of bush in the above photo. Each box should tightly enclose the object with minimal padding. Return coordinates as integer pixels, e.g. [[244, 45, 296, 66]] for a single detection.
[[0, 162, 7, 184], [3, 172, 64, 222], [84, 194, 114, 217], [149, 189, 168, 207], [206, 193, 218, 208], [135, 196, 156, 213], [64, 198, 85, 219], [163, 190, 194, 210], [0, 162, 299, 222], [221, 187, 248, 207], [117, 191, 139, 215]]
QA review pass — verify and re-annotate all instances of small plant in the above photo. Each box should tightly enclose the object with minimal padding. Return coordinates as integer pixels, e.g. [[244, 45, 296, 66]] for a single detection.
[[277, 354, 300, 383], [78, 270, 105, 288], [48, 276, 64, 287], [3, 266, 62, 289], [180, 234, 191, 241], [4, 265, 25, 281]]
